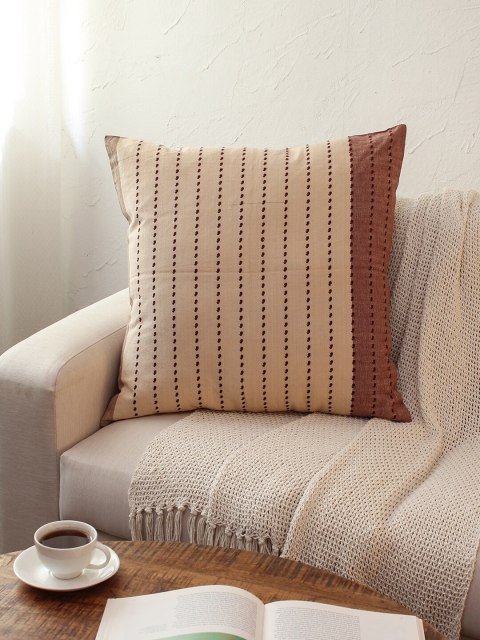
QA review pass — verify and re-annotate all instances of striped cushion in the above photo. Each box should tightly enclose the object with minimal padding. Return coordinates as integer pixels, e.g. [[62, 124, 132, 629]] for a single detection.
[[103, 126, 411, 423]]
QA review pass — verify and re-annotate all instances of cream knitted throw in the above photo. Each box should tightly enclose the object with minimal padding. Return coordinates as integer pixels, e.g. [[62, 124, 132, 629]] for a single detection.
[[129, 191, 480, 640]]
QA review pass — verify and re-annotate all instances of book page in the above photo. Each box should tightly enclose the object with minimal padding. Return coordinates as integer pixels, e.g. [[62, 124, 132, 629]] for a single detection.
[[95, 584, 264, 640], [263, 600, 424, 640]]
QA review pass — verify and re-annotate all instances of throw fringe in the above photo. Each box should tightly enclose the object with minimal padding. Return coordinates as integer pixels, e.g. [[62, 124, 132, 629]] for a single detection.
[[229, 531, 237, 549], [165, 507, 174, 541], [196, 514, 207, 545], [128, 507, 278, 557], [245, 535, 255, 552], [154, 508, 164, 542], [258, 538, 271, 554], [205, 523, 216, 546], [134, 511, 143, 540], [174, 505, 185, 542], [145, 508, 154, 541], [187, 510, 198, 543], [235, 533, 245, 550], [129, 512, 137, 540], [214, 525, 225, 547]]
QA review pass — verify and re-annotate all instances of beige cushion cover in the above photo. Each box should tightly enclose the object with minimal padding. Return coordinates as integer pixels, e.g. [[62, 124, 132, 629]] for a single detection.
[[104, 127, 410, 423]]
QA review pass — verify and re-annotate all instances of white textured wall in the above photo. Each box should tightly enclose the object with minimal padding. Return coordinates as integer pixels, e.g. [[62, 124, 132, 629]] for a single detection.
[[35, 0, 480, 316]]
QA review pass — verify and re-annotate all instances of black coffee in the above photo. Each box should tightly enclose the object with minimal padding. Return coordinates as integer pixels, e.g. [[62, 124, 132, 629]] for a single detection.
[[39, 529, 91, 549]]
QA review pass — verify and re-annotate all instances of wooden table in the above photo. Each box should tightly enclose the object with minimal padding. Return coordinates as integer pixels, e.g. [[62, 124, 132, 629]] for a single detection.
[[0, 541, 445, 639]]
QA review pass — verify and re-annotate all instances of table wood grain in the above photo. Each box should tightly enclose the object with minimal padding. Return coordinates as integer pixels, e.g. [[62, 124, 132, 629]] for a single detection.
[[0, 541, 445, 639]]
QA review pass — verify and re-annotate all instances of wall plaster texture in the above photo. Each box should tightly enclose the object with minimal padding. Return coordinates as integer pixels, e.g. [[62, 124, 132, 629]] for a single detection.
[[4, 0, 480, 350]]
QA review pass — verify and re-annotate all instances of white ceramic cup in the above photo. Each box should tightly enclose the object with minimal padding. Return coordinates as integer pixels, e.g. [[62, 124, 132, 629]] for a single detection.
[[34, 520, 111, 580]]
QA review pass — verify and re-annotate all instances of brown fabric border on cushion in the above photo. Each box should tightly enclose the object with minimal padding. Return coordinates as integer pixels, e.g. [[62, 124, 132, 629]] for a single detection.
[[349, 127, 410, 421]]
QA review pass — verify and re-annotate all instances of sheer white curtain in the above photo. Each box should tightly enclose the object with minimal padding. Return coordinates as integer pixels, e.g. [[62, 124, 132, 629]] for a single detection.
[[0, 0, 64, 354]]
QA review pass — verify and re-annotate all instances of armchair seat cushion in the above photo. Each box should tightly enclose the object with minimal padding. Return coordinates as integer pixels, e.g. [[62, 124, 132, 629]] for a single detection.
[[59, 412, 191, 539]]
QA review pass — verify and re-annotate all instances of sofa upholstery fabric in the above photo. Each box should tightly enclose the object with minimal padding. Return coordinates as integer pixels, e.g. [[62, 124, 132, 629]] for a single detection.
[[0, 289, 130, 553]]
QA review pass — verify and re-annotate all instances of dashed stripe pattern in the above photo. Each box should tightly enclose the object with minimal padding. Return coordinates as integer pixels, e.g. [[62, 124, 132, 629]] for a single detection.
[[261, 149, 268, 412], [348, 136, 356, 416], [171, 149, 182, 412], [384, 129, 396, 417], [367, 134, 377, 416], [152, 145, 161, 413], [305, 145, 312, 412], [350, 131, 376, 417], [216, 148, 225, 410], [194, 148, 204, 408], [326, 141, 334, 413], [238, 148, 247, 411], [132, 140, 143, 418], [283, 148, 290, 411], [105, 127, 410, 423]]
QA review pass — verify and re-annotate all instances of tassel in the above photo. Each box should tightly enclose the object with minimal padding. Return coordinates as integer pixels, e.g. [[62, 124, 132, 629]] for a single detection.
[[205, 523, 216, 547], [196, 515, 207, 545], [154, 508, 164, 542], [214, 525, 225, 548], [145, 509, 154, 541], [271, 544, 280, 556], [236, 533, 245, 550], [229, 532, 237, 549], [187, 510, 198, 544], [224, 530, 233, 548], [165, 507, 175, 541], [174, 506, 185, 542], [258, 538, 268, 555], [129, 512, 137, 540], [245, 535, 259, 552], [135, 511, 144, 540]]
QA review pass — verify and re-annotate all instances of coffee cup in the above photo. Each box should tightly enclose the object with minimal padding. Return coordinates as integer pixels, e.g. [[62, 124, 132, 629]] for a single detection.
[[34, 520, 111, 579]]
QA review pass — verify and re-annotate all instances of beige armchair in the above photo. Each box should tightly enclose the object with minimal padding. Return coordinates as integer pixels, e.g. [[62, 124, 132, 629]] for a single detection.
[[0, 287, 479, 639]]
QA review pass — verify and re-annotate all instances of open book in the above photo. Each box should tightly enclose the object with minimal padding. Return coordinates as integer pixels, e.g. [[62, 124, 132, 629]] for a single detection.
[[95, 584, 425, 640]]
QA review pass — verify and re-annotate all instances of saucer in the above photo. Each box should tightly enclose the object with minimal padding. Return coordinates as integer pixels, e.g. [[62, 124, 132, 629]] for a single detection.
[[14, 545, 120, 591]]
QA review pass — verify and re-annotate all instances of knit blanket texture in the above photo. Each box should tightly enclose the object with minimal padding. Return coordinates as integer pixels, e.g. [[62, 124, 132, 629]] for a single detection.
[[128, 191, 480, 640]]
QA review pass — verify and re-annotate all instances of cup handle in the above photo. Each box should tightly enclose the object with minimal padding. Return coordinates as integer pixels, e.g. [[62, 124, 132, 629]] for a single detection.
[[86, 542, 111, 570]]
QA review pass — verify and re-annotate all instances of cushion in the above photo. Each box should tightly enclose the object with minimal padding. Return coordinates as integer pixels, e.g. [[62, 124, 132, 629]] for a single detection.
[[103, 126, 411, 423]]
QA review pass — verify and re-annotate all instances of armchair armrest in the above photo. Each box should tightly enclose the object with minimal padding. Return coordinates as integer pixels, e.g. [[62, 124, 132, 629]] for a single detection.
[[0, 289, 130, 552]]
